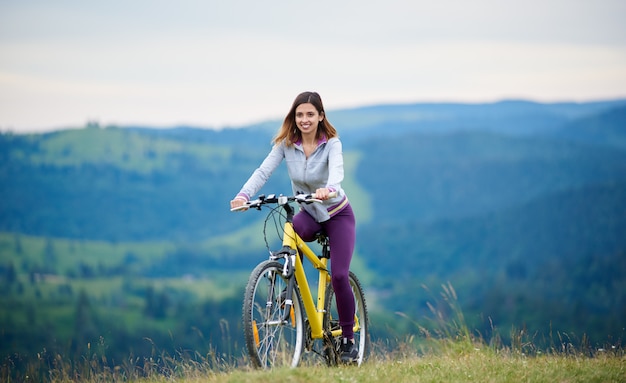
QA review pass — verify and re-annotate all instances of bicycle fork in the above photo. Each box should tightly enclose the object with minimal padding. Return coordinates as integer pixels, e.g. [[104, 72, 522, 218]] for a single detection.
[[270, 246, 298, 323]]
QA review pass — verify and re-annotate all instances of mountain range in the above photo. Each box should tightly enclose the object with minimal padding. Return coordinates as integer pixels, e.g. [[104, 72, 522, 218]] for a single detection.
[[1, 99, 625, 364]]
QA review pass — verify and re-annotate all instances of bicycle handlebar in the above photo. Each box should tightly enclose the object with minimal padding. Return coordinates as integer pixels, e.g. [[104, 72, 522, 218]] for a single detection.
[[231, 192, 338, 212]]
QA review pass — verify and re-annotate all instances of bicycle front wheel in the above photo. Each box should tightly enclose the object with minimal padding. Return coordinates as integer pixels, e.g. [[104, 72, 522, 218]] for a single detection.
[[242, 260, 305, 369]]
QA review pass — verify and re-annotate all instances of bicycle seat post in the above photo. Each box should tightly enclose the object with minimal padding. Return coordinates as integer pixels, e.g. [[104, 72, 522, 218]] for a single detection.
[[316, 233, 330, 259]]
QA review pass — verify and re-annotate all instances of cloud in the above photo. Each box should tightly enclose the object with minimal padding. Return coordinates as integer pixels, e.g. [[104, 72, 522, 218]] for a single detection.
[[1, 0, 625, 132]]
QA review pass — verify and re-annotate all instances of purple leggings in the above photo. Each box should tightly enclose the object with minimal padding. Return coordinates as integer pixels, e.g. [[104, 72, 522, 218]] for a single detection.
[[293, 203, 356, 340]]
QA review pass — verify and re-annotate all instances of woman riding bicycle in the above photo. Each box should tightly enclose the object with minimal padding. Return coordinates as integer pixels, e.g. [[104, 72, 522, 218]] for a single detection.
[[230, 91, 358, 363]]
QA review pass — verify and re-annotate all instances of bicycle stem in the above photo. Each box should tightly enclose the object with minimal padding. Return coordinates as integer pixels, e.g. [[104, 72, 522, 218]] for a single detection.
[[282, 201, 295, 222]]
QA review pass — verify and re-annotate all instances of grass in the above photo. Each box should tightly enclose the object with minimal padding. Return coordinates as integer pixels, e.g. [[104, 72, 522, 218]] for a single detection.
[[198, 351, 624, 383], [4, 283, 624, 383], [14, 337, 623, 383]]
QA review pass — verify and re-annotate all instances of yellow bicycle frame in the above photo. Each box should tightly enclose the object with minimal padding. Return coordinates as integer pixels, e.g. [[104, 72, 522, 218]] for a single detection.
[[282, 221, 360, 339]]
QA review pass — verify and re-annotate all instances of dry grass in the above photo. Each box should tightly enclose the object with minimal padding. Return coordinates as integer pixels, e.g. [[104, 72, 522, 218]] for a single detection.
[[123, 346, 625, 383], [6, 283, 624, 383]]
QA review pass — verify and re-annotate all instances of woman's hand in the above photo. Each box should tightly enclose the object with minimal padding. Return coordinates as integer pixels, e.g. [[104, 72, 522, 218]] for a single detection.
[[314, 188, 331, 200], [230, 198, 248, 211]]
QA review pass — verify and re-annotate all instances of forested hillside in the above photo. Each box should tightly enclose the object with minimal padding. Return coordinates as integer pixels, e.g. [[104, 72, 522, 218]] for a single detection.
[[1, 100, 625, 371]]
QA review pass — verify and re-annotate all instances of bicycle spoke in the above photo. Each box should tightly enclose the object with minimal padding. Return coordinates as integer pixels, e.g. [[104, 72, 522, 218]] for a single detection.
[[243, 261, 304, 369]]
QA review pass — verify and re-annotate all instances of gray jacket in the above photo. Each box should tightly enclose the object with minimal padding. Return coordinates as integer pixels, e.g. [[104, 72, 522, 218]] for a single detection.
[[236, 136, 348, 222]]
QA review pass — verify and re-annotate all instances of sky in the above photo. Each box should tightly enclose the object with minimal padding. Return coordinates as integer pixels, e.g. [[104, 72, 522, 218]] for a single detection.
[[1, 0, 625, 133]]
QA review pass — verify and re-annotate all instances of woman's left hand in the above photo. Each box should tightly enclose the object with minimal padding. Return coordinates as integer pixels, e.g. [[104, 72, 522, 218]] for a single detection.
[[314, 188, 331, 200]]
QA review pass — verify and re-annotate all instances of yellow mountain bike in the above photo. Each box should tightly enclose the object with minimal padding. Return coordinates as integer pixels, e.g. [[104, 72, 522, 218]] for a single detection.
[[232, 193, 370, 368]]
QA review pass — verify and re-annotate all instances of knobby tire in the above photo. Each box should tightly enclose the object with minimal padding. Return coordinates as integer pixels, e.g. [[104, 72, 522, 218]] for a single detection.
[[323, 271, 370, 366], [242, 261, 305, 369]]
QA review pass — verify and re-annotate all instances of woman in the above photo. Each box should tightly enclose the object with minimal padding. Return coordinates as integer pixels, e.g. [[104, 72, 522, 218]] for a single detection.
[[230, 91, 358, 363]]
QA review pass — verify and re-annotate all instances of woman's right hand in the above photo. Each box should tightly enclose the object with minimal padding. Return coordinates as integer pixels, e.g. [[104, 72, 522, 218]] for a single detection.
[[230, 198, 248, 211]]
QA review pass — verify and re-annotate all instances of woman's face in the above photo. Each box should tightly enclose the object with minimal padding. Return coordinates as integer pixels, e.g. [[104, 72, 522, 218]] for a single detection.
[[295, 103, 323, 137]]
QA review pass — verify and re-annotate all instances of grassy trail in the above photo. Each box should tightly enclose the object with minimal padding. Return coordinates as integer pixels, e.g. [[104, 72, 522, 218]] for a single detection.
[[96, 349, 624, 383]]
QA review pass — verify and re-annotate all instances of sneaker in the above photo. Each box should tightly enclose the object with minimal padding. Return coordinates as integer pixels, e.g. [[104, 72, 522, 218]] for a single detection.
[[340, 338, 358, 364]]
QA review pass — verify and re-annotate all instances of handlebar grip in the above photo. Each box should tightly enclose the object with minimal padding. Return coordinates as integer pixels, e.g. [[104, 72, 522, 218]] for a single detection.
[[303, 191, 338, 204], [230, 205, 249, 212]]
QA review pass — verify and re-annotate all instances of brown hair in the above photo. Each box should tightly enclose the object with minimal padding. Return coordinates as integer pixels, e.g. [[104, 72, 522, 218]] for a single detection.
[[273, 91, 338, 146]]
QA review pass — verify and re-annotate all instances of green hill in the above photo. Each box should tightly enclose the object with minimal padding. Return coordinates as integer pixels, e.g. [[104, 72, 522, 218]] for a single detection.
[[359, 181, 626, 342], [356, 130, 626, 224], [0, 126, 286, 240]]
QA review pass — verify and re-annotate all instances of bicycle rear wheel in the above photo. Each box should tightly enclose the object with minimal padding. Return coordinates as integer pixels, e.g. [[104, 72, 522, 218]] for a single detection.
[[323, 271, 370, 366], [242, 260, 305, 368]]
